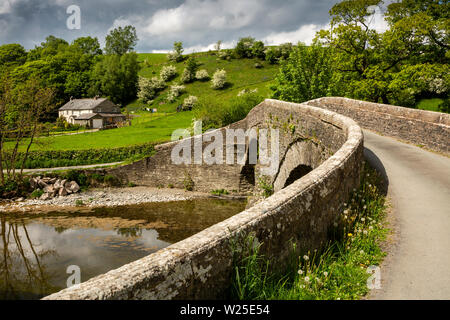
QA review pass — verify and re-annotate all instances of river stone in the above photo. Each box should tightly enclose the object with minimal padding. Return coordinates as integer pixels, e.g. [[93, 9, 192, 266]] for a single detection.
[[69, 181, 80, 193], [58, 187, 68, 197], [40, 193, 51, 200], [54, 179, 62, 189], [30, 177, 38, 189]]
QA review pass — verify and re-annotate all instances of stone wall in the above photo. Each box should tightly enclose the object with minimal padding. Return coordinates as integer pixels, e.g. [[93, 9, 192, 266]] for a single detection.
[[308, 97, 450, 154], [43, 99, 363, 300]]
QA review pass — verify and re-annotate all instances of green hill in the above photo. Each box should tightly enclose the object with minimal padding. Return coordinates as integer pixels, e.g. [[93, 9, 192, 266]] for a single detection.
[[6, 52, 279, 153], [127, 51, 278, 113]]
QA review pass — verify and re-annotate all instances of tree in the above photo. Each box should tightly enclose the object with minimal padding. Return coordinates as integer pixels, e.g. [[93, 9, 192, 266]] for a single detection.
[[315, 0, 449, 106], [251, 41, 266, 59], [168, 41, 184, 62], [0, 44, 27, 69], [271, 43, 340, 103], [0, 75, 55, 184], [105, 25, 138, 55], [90, 52, 139, 105], [72, 36, 102, 56]]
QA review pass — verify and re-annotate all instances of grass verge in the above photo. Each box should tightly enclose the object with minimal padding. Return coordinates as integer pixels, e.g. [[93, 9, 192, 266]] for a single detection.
[[230, 161, 388, 300]]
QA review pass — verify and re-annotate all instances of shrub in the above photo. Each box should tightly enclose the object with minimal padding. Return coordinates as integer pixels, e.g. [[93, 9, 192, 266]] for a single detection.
[[183, 95, 198, 110], [193, 92, 263, 130], [211, 189, 229, 195], [439, 99, 449, 113], [185, 56, 199, 74], [65, 170, 88, 187], [166, 84, 186, 102], [30, 189, 44, 199], [160, 65, 177, 82], [235, 37, 256, 58], [258, 176, 274, 198], [104, 174, 120, 186], [183, 172, 194, 191], [137, 76, 166, 103], [181, 68, 194, 83], [217, 50, 230, 60], [195, 69, 210, 81], [211, 69, 227, 89]]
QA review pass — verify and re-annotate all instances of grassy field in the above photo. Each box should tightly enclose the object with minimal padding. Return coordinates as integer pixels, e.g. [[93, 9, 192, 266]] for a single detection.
[[415, 98, 444, 112], [7, 52, 278, 152], [7, 111, 193, 151]]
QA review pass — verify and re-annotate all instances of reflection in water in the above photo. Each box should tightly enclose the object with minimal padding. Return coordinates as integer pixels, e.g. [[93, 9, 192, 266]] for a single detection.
[[0, 198, 246, 300]]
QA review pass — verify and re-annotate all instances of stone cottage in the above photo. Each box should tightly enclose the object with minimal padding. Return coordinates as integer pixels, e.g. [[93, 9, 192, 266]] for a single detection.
[[58, 98, 126, 129]]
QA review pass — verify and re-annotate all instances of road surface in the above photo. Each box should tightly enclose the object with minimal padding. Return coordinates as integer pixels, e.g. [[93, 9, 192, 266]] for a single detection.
[[363, 129, 450, 300]]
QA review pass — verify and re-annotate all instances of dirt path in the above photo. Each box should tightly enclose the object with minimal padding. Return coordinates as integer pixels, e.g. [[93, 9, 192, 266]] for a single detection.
[[363, 130, 450, 300], [11, 162, 123, 173]]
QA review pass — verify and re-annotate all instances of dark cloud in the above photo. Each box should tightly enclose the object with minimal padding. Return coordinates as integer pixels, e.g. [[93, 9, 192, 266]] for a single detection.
[[0, 0, 339, 52]]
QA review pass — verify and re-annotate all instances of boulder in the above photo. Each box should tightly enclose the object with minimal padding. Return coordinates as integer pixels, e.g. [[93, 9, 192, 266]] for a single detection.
[[69, 181, 80, 193], [38, 180, 48, 188], [43, 185, 54, 193], [58, 187, 68, 197], [30, 177, 38, 189], [39, 193, 51, 200], [54, 179, 62, 189]]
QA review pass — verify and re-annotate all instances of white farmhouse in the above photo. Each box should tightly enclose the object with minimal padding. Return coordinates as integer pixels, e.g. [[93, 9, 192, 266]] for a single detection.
[[58, 97, 126, 129]]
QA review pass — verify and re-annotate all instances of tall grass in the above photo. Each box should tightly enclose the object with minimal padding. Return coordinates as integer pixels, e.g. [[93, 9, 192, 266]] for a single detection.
[[230, 162, 388, 300]]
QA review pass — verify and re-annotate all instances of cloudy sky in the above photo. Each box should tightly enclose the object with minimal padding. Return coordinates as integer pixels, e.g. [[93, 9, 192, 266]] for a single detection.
[[0, 0, 389, 53]]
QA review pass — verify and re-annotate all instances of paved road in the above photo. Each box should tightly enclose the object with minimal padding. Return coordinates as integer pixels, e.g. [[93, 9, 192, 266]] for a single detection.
[[363, 130, 450, 300], [5, 162, 123, 173]]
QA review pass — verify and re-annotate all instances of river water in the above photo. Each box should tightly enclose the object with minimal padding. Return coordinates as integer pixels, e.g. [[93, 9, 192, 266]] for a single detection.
[[0, 198, 246, 299]]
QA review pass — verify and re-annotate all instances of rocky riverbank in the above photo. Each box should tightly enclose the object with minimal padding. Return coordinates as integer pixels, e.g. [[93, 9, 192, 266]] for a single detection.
[[0, 186, 210, 213]]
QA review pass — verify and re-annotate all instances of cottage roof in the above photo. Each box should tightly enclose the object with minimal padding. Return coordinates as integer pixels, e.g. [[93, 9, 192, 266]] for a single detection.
[[97, 113, 127, 118], [74, 113, 99, 120], [59, 98, 114, 111]]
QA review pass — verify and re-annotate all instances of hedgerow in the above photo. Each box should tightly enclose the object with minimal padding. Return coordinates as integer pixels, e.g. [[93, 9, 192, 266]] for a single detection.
[[4, 143, 155, 169]]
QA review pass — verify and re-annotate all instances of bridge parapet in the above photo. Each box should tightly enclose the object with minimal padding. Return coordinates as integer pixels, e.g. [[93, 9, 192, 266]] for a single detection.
[[309, 97, 449, 154]]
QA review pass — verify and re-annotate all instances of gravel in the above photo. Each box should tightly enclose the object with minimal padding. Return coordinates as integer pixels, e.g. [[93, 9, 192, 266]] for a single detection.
[[0, 187, 208, 212]]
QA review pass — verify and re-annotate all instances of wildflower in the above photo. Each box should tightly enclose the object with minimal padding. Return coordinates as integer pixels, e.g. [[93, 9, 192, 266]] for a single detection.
[[360, 250, 364, 254], [366, 173, 369, 177], [363, 205, 367, 210], [304, 276, 310, 282], [298, 269, 303, 275], [344, 209, 349, 214], [344, 203, 347, 207], [303, 255, 309, 261], [323, 271, 328, 277], [337, 297, 341, 300], [369, 226, 373, 230], [361, 217, 365, 222], [347, 233, 353, 237], [363, 230, 368, 235]]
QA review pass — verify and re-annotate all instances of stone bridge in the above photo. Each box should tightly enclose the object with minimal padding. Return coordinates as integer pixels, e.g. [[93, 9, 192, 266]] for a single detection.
[[44, 98, 449, 300]]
